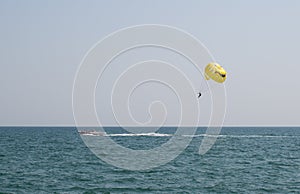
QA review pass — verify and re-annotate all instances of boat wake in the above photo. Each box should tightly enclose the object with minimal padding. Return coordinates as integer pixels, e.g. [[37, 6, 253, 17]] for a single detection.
[[79, 131, 299, 138]]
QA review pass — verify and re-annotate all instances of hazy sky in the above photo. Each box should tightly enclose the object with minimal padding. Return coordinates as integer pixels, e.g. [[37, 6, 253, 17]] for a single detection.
[[1, 0, 300, 126]]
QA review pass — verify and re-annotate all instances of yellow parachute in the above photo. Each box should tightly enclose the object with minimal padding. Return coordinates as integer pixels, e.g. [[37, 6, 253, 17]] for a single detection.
[[204, 62, 227, 83]]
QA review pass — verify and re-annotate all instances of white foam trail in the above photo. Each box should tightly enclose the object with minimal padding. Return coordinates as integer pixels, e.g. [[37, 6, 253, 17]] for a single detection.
[[196, 134, 299, 138], [80, 132, 172, 137], [80, 132, 299, 138], [107, 133, 172, 137]]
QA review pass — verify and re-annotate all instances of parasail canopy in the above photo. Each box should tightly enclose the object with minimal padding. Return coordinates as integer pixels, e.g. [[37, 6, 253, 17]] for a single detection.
[[204, 62, 227, 83]]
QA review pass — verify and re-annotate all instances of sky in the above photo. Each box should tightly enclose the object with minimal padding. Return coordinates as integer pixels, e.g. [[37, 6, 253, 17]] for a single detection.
[[0, 0, 300, 126]]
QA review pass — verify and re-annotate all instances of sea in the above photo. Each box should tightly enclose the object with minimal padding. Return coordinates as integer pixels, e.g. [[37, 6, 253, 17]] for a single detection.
[[0, 127, 299, 193]]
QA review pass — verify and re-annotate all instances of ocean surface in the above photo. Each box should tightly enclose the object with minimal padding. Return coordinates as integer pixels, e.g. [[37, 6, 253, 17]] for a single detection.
[[0, 127, 299, 193]]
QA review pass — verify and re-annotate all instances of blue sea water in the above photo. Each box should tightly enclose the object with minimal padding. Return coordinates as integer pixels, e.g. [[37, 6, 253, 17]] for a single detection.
[[0, 127, 299, 193]]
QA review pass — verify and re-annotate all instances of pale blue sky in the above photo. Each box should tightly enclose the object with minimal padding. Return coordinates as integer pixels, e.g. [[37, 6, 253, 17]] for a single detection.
[[1, 0, 300, 126]]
